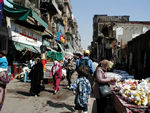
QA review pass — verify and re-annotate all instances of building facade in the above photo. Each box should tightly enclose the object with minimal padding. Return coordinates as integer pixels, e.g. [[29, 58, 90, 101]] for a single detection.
[[1, 0, 82, 74], [91, 15, 150, 65]]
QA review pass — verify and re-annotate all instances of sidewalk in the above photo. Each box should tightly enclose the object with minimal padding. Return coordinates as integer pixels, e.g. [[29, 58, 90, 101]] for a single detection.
[[1, 72, 96, 113]]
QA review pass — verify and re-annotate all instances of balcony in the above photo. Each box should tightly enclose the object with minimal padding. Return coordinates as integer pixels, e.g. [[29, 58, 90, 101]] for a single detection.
[[40, 0, 62, 16]]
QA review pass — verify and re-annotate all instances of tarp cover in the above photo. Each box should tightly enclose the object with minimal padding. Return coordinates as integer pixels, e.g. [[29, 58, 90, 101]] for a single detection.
[[47, 51, 65, 61]]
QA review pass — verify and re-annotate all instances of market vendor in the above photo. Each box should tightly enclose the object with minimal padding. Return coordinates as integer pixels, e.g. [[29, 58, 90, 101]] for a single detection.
[[92, 59, 117, 113]]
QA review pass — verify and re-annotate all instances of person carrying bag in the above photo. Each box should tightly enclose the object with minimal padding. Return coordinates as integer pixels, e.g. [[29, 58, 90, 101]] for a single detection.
[[92, 59, 116, 113]]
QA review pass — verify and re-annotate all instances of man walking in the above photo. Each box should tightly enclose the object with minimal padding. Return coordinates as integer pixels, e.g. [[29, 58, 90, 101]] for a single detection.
[[76, 50, 94, 81]]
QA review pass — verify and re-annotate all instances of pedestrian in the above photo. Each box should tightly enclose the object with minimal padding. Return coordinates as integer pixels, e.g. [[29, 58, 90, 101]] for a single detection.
[[70, 66, 91, 113], [65, 58, 76, 88], [76, 50, 94, 85], [28, 58, 43, 97], [63, 57, 68, 68], [92, 59, 98, 71], [92, 59, 117, 113], [51, 60, 62, 94], [0, 50, 10, 111]]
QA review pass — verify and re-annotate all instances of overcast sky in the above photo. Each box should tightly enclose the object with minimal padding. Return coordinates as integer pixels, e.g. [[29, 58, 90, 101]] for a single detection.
[[71, 0, 150, 49]]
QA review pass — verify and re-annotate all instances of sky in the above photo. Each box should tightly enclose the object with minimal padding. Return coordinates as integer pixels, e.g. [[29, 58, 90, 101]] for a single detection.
[[70, 0, 150, 50]]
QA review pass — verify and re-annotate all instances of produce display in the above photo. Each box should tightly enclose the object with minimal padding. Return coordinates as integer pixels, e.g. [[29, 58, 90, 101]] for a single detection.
[[114, 79, 150, 106]]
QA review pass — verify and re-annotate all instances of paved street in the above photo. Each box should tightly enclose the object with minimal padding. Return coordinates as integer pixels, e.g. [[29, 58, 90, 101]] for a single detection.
[[1, 72, 96, 113]]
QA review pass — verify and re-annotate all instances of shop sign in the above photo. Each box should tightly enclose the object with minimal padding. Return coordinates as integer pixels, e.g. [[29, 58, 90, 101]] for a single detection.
[[11, 23, 42, 47], [11, 22, 42, 41], [12, 31, 42, 47]]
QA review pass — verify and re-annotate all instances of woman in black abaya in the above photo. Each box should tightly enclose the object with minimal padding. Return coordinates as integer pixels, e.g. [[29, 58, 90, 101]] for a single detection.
[[28, 58, 43, 97]]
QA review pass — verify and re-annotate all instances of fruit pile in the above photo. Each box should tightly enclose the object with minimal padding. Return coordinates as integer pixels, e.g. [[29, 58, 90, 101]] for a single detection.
[[115, 79, 150, 106]]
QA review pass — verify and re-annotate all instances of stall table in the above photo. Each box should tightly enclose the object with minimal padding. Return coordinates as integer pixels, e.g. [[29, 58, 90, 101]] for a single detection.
[[112, 91, 150, 113]]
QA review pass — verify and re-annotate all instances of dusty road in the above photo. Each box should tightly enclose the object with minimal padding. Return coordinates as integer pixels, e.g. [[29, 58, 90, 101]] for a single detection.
[[1, 72, 96, 113]]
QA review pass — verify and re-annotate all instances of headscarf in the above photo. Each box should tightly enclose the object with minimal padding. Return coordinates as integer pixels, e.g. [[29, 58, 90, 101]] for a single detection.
[[99, 59, 110, 71], [52, 60, 60, 75]]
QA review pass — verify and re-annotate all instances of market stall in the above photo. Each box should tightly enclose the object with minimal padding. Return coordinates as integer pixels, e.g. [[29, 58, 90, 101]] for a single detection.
[[43, 51, 66, 79], [113, 92, 150, 113], [112, 79, 150, 113]]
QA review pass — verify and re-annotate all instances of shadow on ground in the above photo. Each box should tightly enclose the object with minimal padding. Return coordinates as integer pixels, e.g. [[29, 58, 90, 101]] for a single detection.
[[43, 89, 54, 94], [16, 91, 30, 96], [47, 100, 75, 112]]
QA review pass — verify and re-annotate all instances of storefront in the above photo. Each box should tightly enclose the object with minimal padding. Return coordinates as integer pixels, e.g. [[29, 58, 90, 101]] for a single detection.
[[8, 22, 42, 74]]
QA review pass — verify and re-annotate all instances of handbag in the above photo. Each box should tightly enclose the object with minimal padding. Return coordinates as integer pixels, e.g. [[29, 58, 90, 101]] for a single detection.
[[0, 71, 10, 85], [99, 84, 112, 98]]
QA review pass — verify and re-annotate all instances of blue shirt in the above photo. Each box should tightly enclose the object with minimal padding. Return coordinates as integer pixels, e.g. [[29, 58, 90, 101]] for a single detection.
[[76, 56, 94, 74], [71, 77, 91, 107], [0, 57, 8, 68]]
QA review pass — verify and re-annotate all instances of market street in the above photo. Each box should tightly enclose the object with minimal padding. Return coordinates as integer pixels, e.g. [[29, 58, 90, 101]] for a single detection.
[[0, 0, 150, 113], [1, 72, 96, 113]]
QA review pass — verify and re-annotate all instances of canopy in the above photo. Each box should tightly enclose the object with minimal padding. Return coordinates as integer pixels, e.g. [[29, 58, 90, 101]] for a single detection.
[[13, 41, 40, 53], [47, 51, 65, 61], [3, 0, 48, 29]]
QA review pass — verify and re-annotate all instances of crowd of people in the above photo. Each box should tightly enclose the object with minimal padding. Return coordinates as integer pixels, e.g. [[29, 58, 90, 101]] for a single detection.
[[47, 49, 116, 113], [0, 49, 118, 113]]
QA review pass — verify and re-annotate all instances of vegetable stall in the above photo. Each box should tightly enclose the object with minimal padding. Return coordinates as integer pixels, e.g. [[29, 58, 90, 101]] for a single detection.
[[112, 79, 150, 113]]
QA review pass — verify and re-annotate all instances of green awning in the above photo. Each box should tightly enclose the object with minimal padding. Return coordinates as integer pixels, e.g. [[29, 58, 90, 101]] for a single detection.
[[3, 0, 48, 29], [57, 43, 64, 52], [47, 51, 65, 61], [14, 42, 41, 53], [32, 11, 48, 29]]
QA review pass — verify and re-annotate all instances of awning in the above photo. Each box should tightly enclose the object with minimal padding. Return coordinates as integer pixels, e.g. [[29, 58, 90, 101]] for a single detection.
[[13, 41, 41, 53], [46, 51, 65, 61], [57, 43, 64, 52], [3, 0, 48, 29]]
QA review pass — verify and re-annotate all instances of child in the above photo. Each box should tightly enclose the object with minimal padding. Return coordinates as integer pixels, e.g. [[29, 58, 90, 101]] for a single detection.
[[70, 66, 91, 113]]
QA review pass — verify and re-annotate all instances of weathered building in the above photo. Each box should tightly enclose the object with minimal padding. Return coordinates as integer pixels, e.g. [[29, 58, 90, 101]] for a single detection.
[[123, 30, 150, 79], [1, 0, 82, 74], [91, 15, 150, 65]]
